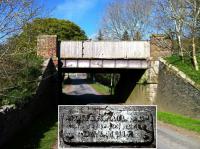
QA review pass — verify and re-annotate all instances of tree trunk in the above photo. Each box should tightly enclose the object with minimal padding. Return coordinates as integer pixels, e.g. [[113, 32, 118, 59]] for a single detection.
[[192, 37, 199, 71], [177, 35, 184, 60]]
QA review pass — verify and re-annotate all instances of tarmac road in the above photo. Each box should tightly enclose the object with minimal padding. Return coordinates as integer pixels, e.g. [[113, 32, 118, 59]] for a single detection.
[[64, 74, 100, 96], [63, 74, 200, 149], [62, 74, 115, 104], [157, 121, 200, 149]]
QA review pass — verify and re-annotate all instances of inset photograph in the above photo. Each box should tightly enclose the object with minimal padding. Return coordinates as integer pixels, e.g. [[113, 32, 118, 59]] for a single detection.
[[58, 105, 156, 148]]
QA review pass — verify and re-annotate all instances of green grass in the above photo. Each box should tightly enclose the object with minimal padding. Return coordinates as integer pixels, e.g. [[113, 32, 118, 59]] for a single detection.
[[165, 55, 200, 84], [4, 111, 58, 149], [38, 121, 57, 149], [158, 111, 200, 133], [90, 82, 110, 95]]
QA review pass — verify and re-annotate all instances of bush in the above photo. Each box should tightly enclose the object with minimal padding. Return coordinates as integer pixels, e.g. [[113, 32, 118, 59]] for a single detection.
[[0, 54, 42, 107]]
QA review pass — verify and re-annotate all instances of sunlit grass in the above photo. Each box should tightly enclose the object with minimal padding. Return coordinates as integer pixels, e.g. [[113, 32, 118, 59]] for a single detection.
[[90, 82, 110, 95], [158, 111, 200, 133], [38, 122, 58, 149], [165, 55, 200, 84]]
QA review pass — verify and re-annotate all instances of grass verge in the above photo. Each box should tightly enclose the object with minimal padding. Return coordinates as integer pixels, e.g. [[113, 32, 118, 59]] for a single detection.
[[165, 55, 200, 84], [90, 82, 110, 95], [158, 111, 200, 133]]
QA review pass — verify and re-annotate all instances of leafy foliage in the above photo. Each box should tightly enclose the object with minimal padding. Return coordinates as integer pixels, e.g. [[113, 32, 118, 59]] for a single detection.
[[22, 18, 87, 42], [0, 18, 87, 107], [0, 53, 43, 106]]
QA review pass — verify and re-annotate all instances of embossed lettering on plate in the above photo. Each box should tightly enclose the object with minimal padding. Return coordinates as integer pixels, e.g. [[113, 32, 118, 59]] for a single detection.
[[59, 106, 154, 144]]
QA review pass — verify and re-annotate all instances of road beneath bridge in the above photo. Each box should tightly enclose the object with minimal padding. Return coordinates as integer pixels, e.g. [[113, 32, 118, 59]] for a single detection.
[[62, 74, 200, 149], [62, 74, 115, 105]]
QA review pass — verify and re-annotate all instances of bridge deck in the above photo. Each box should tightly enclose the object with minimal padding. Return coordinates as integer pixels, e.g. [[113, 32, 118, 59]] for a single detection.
[[59, 41, 150, 70]]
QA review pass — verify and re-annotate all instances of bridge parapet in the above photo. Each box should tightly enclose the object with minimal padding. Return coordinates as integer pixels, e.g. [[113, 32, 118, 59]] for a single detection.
[[60, 41, 150, 59]]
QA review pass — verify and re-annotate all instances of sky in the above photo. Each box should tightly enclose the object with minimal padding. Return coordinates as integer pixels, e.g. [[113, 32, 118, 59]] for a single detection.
[[43, 0, 109, 38]]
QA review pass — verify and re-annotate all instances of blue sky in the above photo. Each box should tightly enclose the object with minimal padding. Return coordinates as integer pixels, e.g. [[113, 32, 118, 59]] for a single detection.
[[43, 0, 109, 38]]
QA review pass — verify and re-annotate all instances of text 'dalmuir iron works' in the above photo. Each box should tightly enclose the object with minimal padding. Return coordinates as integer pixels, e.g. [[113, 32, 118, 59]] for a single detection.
[[59, 106, 156, 145]]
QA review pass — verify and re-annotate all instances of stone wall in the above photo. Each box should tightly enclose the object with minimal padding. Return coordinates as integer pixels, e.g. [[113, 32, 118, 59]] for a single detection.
[[140, 35, 172, 102], [156, 58, 200, 119], [0, 58, 58, 147]]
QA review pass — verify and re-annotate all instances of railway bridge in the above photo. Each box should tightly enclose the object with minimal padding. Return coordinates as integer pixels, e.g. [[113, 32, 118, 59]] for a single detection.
[[56, 41, 150, 103], [57, 41, 150, 72]]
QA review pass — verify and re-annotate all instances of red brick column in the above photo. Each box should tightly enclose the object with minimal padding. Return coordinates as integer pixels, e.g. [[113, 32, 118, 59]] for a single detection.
[[37, 35, 58, 65], [150, 34, 172, 60]]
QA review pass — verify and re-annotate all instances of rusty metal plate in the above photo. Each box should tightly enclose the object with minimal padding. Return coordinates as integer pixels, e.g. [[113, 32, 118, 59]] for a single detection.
[[59, 106, 155, 145]]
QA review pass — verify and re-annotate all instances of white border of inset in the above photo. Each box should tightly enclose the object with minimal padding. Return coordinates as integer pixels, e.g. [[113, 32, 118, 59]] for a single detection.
[[58, 105, 157, 149]]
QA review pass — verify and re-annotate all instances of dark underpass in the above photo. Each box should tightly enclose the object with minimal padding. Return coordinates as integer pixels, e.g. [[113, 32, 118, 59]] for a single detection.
[[60, 69, 146, 105]]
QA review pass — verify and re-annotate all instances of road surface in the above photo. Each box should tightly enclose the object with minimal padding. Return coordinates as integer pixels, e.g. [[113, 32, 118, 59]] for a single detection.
[[62, 74, 200, 149], [157, 121, 200, 149], [62, 74, 115, 104], [64, 74, 100, 96]]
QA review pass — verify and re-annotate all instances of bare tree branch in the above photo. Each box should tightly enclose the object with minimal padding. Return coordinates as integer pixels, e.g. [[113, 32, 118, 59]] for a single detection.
[[101, 0, 153, 40]]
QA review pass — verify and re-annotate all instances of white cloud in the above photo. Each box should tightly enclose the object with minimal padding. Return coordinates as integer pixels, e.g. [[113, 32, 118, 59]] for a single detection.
[[54, 0, 98, 20]]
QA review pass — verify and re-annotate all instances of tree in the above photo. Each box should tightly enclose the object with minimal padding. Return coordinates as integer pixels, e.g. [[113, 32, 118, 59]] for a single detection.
[[121, 30, 130, 41], [0, 0, 43, 96], [22, 18, 87, 41], [97, 29, 103, 40], [156, 0, 200, 70], [0, 5, 87, 104], [156, 0, 188, 59], [134, 31, 142, 40], [0, 0, 42, 41], [185, 0, 200, 70], [8, 18, 88, 51], [101, 0, 153, 40]]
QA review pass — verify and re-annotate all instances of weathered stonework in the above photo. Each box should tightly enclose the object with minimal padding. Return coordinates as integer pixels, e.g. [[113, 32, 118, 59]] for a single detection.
[[59, 106, 156, 148], [156, 58, 200, 118], [148, 61, 159, 84], [145, 35, 173, 102]]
